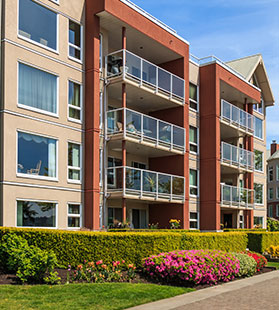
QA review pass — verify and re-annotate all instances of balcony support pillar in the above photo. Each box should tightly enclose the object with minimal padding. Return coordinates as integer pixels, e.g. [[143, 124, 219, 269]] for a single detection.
[[122, 82, 127, 223], [122, 27, 126, 50]]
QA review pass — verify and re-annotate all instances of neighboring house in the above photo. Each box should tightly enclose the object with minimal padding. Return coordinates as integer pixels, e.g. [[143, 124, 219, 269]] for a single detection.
[[0, 0, 275, 231], [267, 141, 279, 220]]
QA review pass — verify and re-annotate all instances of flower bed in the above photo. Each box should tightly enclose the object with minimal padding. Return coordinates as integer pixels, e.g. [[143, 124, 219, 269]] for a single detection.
[[245, 251, 267, 272], [143, 250, 240, 285]]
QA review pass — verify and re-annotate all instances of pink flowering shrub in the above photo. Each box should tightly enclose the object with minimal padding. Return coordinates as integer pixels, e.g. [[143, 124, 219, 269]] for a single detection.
[[143, 250, 240, 285]]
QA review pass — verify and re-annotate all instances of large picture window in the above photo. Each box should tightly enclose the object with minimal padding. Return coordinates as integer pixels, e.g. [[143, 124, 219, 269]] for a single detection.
[[68, 81, 81, 121], [17, 200, 56, 227], [18, 63, 57, 115], [254, 183, 263, 204], [254, 117, 263, 139], [17, 132, 57, 179], [68, 142, 81, 182], [19, 0, 57, 51]]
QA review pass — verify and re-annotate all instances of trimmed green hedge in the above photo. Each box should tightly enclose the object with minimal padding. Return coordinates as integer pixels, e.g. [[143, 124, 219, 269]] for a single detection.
[[0, 228, 246, 268], [248, 232, 279, 253], [108, 229, 200, 233], [223, 229, 266, 232]]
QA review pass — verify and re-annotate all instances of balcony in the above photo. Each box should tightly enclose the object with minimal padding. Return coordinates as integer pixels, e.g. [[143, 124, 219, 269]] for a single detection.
[[106, 166, 185, 203], [107, 108, 185, 154], [221, 142, 254, 172], [221, 184, 254, 209], [106, 49, 185, 105], [221, 99, 254, 135]]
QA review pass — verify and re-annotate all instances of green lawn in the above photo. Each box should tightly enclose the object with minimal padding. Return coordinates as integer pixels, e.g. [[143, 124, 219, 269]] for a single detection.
[[267, 261, 279, 270], [0, 283, 193, 310]]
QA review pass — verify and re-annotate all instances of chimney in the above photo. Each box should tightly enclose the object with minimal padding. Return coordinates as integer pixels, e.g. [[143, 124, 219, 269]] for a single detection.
[[271, 140, 279, 155]]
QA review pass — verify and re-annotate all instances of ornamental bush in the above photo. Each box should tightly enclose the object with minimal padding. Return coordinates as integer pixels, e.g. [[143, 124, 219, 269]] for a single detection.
[[143, 250, 240, 285], [0, 233, 59, 284], [266, 245, 279, 257], [232, 253, 256, 277], [245, 251, 267, 271]]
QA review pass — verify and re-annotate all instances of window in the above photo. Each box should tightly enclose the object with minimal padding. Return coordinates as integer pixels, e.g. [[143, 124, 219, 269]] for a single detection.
[[68, 80, 82, 122], [68, 142, 81, 182], [254, 216, 263, 228], [68, 204, 81, 228], [269, 166, 274, 182], [189, 83, 198, 111], [277, 187, 279, 199], [18, 63, 57, 115], [17, 200, 56, 227], [253, 97, 264, 114], [254, 150, 263, 172], [269, 188, 274, 200], [254, 183, 263, 204], [276, 205, 279, 217], [107, 157, 122, 188], [190, 212, 198, 229], [19, 0, 57, 51], [132, 162, 146, 169], [189, 126, 198, 153], [99, 34, 103, 71], [108, 207, 122, 226], [132, 209, 147, 229], [239, 215, 244, 229], [268, 205, 273, 218], [190, 169, 198, 196], [69, 20, 82, 61], [17, 131, 57, 179], [277, 165, 279, 181], [254, 117, 263, 139]]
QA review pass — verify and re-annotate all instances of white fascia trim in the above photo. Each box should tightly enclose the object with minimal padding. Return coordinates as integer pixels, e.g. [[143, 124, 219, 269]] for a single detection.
[[119, 0, 189, 45]]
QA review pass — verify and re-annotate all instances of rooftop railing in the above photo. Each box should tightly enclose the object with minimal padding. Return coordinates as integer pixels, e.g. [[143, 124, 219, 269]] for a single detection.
[[106, 166, 185, 202], [106, 108, 186, 152], [221, 184, 254, 209], [221, 142, 254, 171], [221, 99, 254, 134], [106, 49, 185, 102]]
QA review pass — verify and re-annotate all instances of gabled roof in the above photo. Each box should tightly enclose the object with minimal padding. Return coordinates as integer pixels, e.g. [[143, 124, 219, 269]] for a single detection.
[[268, 149, 279, 161], [226, 54, 275, 106]]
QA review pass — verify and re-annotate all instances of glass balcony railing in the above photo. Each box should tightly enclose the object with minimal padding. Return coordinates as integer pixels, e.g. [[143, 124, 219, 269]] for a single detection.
[[106, 108, 185, 152], [221, 184, 254, 208], [106, 166, 185, 202], [106, 49, 185, 101], [221, 142, 254, 171], [221, 99, 254, 134]]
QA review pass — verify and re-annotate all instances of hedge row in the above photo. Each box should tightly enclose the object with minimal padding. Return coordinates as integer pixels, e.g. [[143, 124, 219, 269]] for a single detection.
[[0, 228, 247, 268], [247, 232, 279, 253], [108, 229, 200, 233], [223, 229, 266, 232]]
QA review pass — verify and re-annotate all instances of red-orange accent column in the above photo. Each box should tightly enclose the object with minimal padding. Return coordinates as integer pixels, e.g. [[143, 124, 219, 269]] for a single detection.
[[84, 9, 100, 230], [122, 27, 127, 222]]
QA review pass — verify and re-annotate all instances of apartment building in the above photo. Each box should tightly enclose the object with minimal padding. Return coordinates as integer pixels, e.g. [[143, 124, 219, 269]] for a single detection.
[[267, 141, 279, 220], [0, 0, 274, 231]]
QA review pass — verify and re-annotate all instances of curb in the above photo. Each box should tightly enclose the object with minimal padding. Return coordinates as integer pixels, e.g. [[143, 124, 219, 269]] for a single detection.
[[125, 270, 279, 310]]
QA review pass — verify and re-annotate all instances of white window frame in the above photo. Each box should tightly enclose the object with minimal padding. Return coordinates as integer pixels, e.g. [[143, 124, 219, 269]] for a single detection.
[[254, 183, 264, 205], [67, 141, 82, 184], [268, 166, 274, 182], [189, 83, 199, 112], [67, 203, 82, 229], [99, 91, 103, 129], [68, 79, 82, 124], [254, 216, 264, 228], [17, 61, 59, 118], [17, 0, 59, 54], [268, 205, 273, 218], [276, 165, 279, 181], [99, 33, 103, 72], [239, 214, 244, 229], [189, 126, 199, 155], [189, 211, 199, 230], [99, 149, 103, 187], [189, 169, 199, 197], [254, 116, 263, 141], [16, 129, 59, 181], [268, 188, 274, 200], [254, 149, 264, 173], [68, 19, 83, 63], [16, 199, 58, 229]]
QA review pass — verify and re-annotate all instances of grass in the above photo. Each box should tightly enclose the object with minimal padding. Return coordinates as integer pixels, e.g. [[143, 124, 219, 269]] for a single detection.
[[0, 283, 194, 310], [267, 261, 279, 270]]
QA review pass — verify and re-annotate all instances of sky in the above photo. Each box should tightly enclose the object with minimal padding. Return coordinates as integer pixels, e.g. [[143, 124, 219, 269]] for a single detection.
[[131, 0, 279, 147]]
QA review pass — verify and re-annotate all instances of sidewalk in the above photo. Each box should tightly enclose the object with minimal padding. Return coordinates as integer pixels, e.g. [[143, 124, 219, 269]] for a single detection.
[[127, 270, 279, 310]]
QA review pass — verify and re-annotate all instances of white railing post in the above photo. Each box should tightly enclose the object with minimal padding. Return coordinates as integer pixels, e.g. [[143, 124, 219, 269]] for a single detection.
[[156, 173, 159, 200], [156, 120, 159, 146], [123, 167, 126, 196], [141, 113, 144, 142], [221, 184, 223, 204], [230, 103, 232, 125], [230, 186, 232, 207], [171, 125, 173, 150], [140, 169, 143, 198], [140, 58, 143, 87], [170, 176, 173, 201], [123, 50, 126, 80], [170, 74, 173, 100], [156, 67, 158, 94], [123, 108, 126, 138]]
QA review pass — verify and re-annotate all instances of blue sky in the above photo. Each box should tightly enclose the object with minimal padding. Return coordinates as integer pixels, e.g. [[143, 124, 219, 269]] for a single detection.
[[131, 0, 279, 147]]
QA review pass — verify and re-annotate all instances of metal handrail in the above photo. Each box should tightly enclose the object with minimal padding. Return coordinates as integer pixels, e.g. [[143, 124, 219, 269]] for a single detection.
[[221, 183, 254, 208]]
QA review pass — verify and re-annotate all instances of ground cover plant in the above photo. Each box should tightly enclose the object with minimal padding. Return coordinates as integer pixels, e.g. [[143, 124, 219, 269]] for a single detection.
[[232, 253, 256, 277], [143, 250, 240, 285], [0, 283, 193, 310]]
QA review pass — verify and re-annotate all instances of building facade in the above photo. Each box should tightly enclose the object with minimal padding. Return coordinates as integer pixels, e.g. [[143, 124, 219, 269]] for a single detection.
[[0, 0, 274, 231], [267, 141, 279, 221]]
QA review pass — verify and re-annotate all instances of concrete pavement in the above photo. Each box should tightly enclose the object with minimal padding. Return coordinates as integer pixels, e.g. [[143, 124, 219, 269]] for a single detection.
[[127, 270, 279, 310]]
